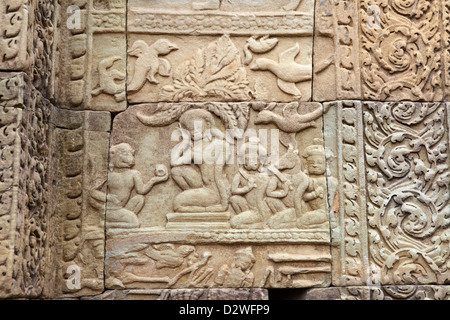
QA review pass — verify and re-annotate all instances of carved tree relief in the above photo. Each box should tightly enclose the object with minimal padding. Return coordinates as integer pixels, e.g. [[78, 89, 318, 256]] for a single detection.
[[104, 102, 332, 289]]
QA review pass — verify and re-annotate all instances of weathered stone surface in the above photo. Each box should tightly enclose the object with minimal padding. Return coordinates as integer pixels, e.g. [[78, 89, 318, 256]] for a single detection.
[[2, 0, 450, 302], [127, 0, 314, 103], [104, 102, 332, 289], [0, 1, 30, 71], [0, 1, 56, 98], [443, 2, 450, 101], [323, 101, 370, 286], [82, 288, 268, 300], [302, 286, 450, 300], [55, 0, 126, 111], [363, 102, 450, 285], [315, 0, 450, 102]]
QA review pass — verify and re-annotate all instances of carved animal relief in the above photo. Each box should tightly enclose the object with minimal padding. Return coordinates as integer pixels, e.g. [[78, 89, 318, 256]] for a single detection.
[[104, 102, 332, 289], [1, 0, 450, 301], [127, 0, 315, 103]]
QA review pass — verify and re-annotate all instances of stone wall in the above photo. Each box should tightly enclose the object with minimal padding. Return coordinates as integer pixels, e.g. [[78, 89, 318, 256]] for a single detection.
[[0, 0, 448, 300]]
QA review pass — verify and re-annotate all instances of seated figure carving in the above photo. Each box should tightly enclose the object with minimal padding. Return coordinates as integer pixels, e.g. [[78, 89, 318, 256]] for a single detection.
[[171, 109, 230, 213], [229, 139, 293, 229], [229, 151, 272, 229], [297, 141, 337, 228], [266, 146, 309, 229], [105, 143, 169, 229], [266, 140, 337, 229]]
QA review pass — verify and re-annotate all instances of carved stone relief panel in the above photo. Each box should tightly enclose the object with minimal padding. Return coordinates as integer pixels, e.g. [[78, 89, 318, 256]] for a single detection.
[[56, 0, 126, 111], [127, 0, 314, 103], [49, 107, 111, 297], [105, 102, 332, 289], [0, 72, 53, 298], [313, 0, 361, 101], [360, 0, 445, 101]]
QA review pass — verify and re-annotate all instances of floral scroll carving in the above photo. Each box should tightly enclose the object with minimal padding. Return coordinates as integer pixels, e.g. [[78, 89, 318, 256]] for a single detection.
[[360, 0, 444, 101], [364, 102, 450, 285]]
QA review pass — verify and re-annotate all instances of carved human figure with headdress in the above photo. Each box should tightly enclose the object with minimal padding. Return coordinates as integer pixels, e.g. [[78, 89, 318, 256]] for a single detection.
[[297, 139, 336, 227], [229, 138, 275, 229], [214, 247, 256, 287]]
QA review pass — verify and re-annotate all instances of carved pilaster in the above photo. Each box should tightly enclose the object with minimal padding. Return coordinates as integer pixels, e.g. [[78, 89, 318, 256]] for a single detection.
[[49, 107, 110, 297], [314, 0, 361, 101], [324, 101, 370, 286]]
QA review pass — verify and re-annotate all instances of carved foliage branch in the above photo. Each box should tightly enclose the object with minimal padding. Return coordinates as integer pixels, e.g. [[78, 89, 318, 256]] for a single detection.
[[160, 35, 252, 102]]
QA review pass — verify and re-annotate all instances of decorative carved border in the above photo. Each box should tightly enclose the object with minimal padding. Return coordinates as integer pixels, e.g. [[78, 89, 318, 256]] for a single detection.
[[360, 0, 444, 101], [0, 1, 55, 98], [56, 0, 126, 111], [50, 108, 110, 297], [128, 9, 313, 36], [83, 288, 268, 300], [0, 0, 29, 70], [303, 285, 450, 300], [443, 0, 450, 100], [324, 101, 370, 286], [363, 102, 450, 285], [314, 0, 361, 101]]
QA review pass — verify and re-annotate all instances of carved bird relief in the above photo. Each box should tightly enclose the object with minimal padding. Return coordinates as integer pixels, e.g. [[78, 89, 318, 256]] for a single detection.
[[243, 35, 279, 65], [127, 39, 179, 92], [250, 43, 312, 98], [254, 102, 328, 149], [91, 56, 126, 102]]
